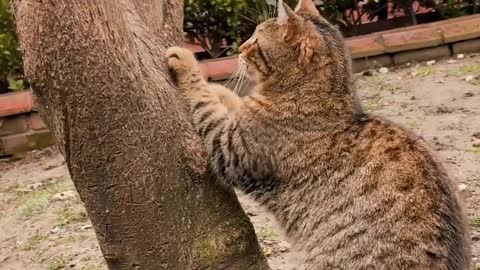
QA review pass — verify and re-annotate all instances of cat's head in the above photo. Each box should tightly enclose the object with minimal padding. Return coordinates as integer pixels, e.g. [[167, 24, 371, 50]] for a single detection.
[[239, 0, 348, 85]]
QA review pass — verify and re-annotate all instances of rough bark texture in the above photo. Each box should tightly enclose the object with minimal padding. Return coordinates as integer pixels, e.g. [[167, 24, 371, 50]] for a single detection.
[[12, 1, 270, 269]]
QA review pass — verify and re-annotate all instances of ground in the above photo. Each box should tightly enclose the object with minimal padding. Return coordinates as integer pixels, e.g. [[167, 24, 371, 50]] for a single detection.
[[1, 54, 480, 270]]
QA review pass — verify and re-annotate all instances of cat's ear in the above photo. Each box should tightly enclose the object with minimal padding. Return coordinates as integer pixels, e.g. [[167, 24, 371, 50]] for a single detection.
[[277, 0, 317, 64], [276, 0, 297, 26], [294, 0, 320, 16], [277, 0, 301, 41]]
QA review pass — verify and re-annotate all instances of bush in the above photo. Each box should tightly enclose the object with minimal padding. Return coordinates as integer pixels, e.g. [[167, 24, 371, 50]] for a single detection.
[[184, 0, 298, 59], [184, 0, 250, 59], [0, 0, 24, 92]]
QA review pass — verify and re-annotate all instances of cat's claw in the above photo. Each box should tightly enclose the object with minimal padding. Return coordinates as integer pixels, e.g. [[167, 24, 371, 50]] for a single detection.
[[166, 46, 198, 77]]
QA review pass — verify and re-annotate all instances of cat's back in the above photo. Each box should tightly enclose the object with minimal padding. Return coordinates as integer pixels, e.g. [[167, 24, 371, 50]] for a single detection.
[[273, 115, 471, 269]]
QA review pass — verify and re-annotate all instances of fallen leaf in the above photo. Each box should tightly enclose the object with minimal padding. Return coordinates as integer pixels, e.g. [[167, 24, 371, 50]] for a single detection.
[[81, 225, 92, 230]]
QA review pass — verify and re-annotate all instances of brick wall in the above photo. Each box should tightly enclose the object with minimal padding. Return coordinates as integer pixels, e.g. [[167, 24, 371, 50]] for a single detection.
[[0, 112, 55, 157]]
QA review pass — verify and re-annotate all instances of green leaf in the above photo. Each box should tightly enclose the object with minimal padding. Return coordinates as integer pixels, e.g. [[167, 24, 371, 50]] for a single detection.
[[8, 79, 25, 91]]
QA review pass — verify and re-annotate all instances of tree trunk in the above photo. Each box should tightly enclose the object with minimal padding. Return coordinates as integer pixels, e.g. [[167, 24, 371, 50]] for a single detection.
[[12, 1, 270, 269]]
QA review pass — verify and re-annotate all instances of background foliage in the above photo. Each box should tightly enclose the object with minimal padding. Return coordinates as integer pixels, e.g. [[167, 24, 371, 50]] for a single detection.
[[0, 0, 478, 92], [0, 0, 24, 92]]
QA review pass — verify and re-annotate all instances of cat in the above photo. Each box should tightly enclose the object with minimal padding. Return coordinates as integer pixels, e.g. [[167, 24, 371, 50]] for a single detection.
[[166, 0, 471, 268]]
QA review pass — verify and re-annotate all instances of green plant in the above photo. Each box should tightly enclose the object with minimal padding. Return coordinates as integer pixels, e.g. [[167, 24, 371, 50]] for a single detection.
[[184, 0, 249, 58], [183, 0, 298, 58], [16, 177, 69, 218], [55, 207, 88, 227], [0, 0, 24, 91], [258, 225, 277, 240], [48, 255, 66, 270], [22, 233, 48, 251], [435, 0, 469, 19]]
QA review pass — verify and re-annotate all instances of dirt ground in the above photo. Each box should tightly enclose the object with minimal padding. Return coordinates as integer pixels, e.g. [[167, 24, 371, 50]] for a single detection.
[[1, 55, 480, 270]]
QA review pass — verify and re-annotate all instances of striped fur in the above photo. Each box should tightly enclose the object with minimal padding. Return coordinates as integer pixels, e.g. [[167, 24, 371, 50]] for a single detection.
[[166, 1, 471, 269]]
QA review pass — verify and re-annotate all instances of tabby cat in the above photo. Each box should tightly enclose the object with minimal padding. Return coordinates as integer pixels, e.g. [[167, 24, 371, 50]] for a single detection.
[[166, 0, 471, 268]]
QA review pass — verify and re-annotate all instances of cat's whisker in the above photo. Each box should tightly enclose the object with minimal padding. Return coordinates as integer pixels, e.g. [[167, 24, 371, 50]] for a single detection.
[[234, 59, 248, 95], [224, 65, 241, 89], [233, 69, 243, 94], [238, 67, 249, 96], [234, 67, 246, 94]]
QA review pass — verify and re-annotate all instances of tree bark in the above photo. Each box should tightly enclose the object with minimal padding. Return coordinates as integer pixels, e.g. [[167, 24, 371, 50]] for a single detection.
[[12, 1, 269, 269]]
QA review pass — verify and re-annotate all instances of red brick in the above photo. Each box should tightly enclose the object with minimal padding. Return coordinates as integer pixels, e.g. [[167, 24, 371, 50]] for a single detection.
[[437, 15, 480, 43], [0, 90, 34, 117], [346, 34, 385, 58], [184, 42, 205, 54], [381, 26, 443, 53], [1, 129, 55, 156], [199, 56, 238, 81], [0, 115, 28, 136], [26, 113, 48, 130]]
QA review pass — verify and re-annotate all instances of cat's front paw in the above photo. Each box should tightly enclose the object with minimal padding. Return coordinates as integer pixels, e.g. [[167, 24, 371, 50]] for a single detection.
[[166, 46, 198, 80]]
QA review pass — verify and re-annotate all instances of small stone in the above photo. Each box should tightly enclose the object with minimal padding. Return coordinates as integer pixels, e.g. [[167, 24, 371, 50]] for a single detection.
[[362, 70, 373, 77], [278, 241, 291, 252], [446, 59, 458, 64], [263, 239, 275, 245], [52, 190, 76, 201], [379, 67, 389, 74], [464, 92, 474, 97], [465, 75, 476, 82], [247, 211, 257, 216], [426, 60, 436, 66], [473, 132, 480, 139], [436, 105, 453, 114], [473, 139, 480, 147], [458, 184, 467, 191], [410, 96, 416, 100], [50, 227, 60, 234], [434, 80, 444, 84], [27, 182, 44, 190], [457, 54, 465, 59]]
